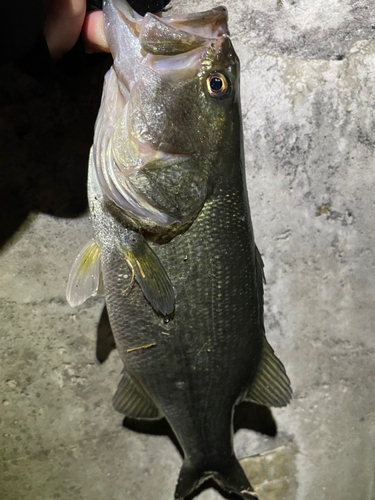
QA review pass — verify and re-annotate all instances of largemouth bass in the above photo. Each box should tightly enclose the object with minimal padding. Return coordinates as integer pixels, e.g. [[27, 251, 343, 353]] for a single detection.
[[67, 1, 292, 498]]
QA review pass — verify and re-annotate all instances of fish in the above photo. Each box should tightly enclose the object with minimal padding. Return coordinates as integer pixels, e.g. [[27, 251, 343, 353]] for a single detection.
[[66, 0, 292, 498]]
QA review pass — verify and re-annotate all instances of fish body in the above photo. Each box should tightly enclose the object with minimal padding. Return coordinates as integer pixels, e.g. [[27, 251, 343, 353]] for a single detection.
[[67, 1, 292, 498]]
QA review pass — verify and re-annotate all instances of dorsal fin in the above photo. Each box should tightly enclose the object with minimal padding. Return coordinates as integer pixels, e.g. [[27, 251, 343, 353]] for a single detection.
[[113, 370, 162, 420], [66, 240, 103, 307], [243, 336, 292, 408]]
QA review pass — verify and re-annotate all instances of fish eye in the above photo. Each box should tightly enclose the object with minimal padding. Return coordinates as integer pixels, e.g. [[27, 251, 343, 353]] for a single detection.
[[206, 72, 229, 98]]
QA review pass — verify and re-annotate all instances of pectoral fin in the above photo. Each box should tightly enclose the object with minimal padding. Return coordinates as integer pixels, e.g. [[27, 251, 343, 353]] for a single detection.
[[243, 337, 292, 408], [113, 370, 162, 420], [122, 233, 175, 316], [66, 240, 103, 307]]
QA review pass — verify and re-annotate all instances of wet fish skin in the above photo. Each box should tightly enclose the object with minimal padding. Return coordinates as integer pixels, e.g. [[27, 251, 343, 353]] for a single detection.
[[67, 1, 291, 498]]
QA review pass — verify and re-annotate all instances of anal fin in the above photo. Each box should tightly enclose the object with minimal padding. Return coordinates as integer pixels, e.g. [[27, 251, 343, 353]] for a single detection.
[[113, 370, 162, 420], [243, 337, 292, 408]]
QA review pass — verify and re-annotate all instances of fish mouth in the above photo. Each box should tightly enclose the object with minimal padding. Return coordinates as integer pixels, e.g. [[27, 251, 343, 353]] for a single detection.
[[142, 46, 205, 81], [111, 0, 229, 39], [135, 5, 231, 81], [139, 7, 229, 54], [163, 6, 229, 36]]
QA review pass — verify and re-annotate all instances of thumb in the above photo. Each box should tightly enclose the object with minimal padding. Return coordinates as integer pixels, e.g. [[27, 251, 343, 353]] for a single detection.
[[82, 10, 110, 54]]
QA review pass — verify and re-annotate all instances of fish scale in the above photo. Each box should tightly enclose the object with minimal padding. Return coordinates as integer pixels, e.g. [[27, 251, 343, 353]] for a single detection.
[[66, 2, 292, 498]]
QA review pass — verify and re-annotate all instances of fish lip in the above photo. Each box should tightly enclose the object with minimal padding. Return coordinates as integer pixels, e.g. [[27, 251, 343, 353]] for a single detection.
[[161, 6, 229, 38]]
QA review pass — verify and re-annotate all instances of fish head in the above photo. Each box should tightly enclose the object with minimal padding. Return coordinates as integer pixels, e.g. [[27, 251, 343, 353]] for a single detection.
[[129, 9, 240, 158], [96, 1, 242, 233]]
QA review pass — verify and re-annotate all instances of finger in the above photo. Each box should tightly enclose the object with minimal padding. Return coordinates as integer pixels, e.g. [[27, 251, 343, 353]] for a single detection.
[[82, 11, 110, 54]]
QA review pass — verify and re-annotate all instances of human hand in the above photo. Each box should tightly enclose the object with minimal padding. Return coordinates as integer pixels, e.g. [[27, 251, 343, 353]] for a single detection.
[[82, 10, 110, 54], [44, 0, 172, 59], [44, 0, 86, 59], [44, 0, 110, 59]]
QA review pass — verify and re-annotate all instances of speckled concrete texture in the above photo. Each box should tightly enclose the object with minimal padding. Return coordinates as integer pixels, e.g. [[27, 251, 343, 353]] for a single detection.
[[1, 1, 375, 500]]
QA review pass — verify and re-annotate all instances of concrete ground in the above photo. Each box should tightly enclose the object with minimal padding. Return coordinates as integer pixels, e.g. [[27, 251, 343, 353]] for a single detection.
[[1, 1, 375, 499]]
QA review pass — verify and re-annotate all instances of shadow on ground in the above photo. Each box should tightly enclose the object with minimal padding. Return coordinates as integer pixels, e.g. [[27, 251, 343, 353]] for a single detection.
[[0, 54, 111, 249]]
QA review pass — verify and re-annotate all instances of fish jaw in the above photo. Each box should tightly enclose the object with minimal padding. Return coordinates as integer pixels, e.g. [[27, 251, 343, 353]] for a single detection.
[[139, 7, 229, 55], [93, 0, 241, 237]]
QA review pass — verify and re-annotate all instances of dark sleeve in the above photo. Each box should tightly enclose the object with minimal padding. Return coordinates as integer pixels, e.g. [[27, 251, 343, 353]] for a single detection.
[[88, 0, 172, 15], [0, 0, 46, 63], [0, 0, 173, 74], [127, 0, 172, 14]]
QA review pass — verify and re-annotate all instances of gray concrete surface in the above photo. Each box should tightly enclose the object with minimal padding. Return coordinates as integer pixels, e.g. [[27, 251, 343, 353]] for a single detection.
[[1, 1, 375, 499]]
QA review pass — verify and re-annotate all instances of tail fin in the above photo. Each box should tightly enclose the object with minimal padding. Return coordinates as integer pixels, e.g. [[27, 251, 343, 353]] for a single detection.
[[175, 458, 258, 500], [175, 461, 203, 500]]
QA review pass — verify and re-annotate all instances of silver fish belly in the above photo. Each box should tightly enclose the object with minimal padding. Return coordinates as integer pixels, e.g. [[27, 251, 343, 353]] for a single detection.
[[66, 1, 292, 499]]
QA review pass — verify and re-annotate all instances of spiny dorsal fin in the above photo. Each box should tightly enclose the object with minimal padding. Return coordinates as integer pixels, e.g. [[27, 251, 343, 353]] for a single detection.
[[113, 370, 162, 420], [243, 336, 292, 408], [66, 240, 103, 307], [122, 233, 175, 316]]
